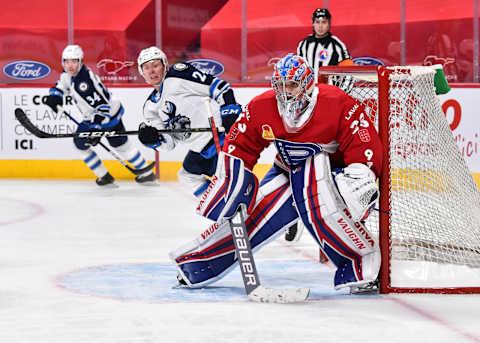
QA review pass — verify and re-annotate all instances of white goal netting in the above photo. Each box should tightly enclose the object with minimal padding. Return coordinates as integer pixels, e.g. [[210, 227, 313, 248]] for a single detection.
[[325, 66, 480, 291]]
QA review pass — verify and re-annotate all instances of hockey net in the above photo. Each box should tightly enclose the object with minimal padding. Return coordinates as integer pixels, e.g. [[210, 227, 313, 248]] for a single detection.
[[319, 66, 480, 294]]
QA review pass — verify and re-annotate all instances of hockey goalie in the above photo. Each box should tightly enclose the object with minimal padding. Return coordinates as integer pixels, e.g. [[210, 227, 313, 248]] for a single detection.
[[170, 53, 383, 293]]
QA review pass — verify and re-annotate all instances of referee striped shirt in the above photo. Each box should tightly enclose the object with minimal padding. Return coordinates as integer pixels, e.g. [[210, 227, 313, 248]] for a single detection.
[[296, 32, 351, 82]]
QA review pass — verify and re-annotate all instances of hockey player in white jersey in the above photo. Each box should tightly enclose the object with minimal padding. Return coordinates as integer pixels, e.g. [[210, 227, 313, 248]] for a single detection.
[[136, 47, 242, 196], [45, 44, 155, 186]]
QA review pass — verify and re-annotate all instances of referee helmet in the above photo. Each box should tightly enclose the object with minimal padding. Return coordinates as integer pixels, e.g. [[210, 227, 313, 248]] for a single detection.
[[312, 8, 331, 22]]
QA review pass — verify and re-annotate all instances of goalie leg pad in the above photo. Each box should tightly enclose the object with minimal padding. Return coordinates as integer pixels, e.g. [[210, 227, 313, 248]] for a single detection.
[[290, 152, 380, 289], [196, 152, 258, 221], [171, 169, 298, 287]]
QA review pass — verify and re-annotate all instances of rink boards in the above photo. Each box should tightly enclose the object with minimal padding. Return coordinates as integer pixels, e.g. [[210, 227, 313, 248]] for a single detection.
[[0, 85, 479, 187]]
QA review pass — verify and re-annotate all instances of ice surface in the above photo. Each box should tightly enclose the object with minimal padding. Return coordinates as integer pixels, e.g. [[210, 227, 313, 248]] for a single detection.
[[1, 179, 480, 343]]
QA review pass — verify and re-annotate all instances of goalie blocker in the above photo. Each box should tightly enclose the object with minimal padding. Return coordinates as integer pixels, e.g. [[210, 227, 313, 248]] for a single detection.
[[172, 151, 380, 291]]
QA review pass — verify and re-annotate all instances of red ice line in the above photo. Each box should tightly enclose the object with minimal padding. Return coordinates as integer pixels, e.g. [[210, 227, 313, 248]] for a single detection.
[[0, 198, 44, 226], [282, 234, 480, 343]]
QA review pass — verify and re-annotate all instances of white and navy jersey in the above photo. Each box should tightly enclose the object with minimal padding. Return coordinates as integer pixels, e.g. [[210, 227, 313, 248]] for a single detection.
[[50, 65, 122, 123], [142, 62, 235, 153], [297, 32, 351, 82]]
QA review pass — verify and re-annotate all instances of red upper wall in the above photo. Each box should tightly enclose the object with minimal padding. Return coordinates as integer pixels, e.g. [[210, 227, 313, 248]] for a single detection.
[[0, 0, 227, 84], [201, 0, 477, 82]]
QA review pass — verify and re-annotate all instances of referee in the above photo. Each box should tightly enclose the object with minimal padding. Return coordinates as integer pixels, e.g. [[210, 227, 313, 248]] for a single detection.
[[296, 8, 353, 83], [285, 8, 355, 243]]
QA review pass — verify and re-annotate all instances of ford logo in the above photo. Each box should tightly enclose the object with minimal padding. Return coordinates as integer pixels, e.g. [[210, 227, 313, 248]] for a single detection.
[[3, 60, 51, 80], [187, 59, 225, 76], [353, 57, 385, 66]]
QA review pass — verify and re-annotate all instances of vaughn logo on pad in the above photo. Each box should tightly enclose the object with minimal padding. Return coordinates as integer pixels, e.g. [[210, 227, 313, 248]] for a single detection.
[[3, 60, 51, 80]]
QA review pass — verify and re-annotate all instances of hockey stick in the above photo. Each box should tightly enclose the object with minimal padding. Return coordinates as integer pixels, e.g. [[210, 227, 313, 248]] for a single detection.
[[14, 107, 222, 139], [58, 106, 156, 176], [15, 107, 154, 176], [206, 99, 309, 303]]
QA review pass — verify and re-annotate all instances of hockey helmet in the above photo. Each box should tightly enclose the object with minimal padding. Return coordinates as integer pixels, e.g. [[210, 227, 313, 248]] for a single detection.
[[62, 45, 84, 63], [312, 8, 331, 22], [137, 46, 168, 77]]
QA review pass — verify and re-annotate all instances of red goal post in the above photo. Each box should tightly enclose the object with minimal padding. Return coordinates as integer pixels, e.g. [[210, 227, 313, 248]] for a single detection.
[[319, 65, 480, 294]]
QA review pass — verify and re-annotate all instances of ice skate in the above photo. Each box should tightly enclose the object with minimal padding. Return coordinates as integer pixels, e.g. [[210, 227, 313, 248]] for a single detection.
[[95, 172, 116, 186], [135, 171, 157, 184]]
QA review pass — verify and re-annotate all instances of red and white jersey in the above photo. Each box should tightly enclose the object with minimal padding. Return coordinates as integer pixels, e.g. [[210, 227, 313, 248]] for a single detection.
[[224, 84, 383, 177]]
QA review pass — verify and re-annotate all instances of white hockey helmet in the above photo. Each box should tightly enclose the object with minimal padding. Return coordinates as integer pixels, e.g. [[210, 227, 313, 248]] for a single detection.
[[137, 46, 168, 77], [62, 44, 84, 64]]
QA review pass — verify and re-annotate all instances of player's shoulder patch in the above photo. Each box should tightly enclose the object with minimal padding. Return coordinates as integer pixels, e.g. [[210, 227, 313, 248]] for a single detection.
[[166, 62, 193, 79], [78, 82, 89, 92], [73, 67, 94, 94], [165, 62, 213, 85], [172, 63, 188, 71]]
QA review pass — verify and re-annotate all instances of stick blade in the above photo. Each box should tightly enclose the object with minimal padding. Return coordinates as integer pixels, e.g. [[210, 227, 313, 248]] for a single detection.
[[14, 107, 28, 123], [14, 108, 52, 138], [248, 285, 310, 304], [131, 161, 156, 175]]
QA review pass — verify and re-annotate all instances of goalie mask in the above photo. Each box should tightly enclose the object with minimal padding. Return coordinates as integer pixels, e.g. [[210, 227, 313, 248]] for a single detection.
[[271, 54, 315, 132], [137, 46, 168, 80]]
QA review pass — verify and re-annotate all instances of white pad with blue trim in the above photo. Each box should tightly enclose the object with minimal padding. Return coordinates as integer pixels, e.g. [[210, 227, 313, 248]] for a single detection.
[[290, 152, 380, 289], [196, 152, 258, 221]]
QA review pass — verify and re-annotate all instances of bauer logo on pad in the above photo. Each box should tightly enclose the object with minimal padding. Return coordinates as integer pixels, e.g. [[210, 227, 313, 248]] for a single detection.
[[3, 60, 51, 80]]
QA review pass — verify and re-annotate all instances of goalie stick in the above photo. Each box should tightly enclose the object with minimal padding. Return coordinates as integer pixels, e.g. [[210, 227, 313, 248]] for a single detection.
[[206, 99, 309, 303], [14, 108, 222, 139]]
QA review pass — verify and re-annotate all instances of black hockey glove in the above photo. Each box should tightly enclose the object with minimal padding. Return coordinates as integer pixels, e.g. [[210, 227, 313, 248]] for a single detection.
[[138, 122, 161, 145], [86, 136, 101, 147], [89, 114, 110, 130], [220, 103, 242, 132], [45, 95, 63, 113]]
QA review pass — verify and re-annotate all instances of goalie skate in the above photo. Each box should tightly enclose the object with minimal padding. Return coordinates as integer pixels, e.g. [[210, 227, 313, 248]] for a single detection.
[[172, 274, 189, 289], [284, 222, 304, 242], [349, 279, 379, 295]]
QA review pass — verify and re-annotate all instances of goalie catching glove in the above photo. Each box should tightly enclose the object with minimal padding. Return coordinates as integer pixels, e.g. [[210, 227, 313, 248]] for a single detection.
[[196, 152, 258, 222], [334, 163, 378, 221]]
